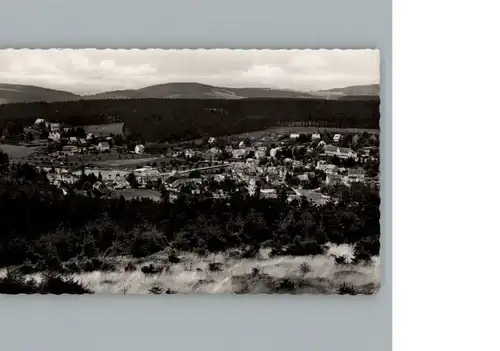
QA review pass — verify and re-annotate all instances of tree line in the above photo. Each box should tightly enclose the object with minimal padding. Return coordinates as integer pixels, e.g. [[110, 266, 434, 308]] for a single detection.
[[0, 98, 380, 143]]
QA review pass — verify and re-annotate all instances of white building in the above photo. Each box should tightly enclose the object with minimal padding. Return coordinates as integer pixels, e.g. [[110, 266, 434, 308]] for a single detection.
[[133, 167, 161, 186], [232, 149, 246, 159], [290, 133, 300, 139], [324, 145, 358, 159], [254, 150, 266, 159], [269, 147, 281, 159], [347, 168, 366, 183], [333, 134, 342, 143], [34, 118, 46, 126], [311, 133, 321, 140], [48, 132, 61, 142], [326, 173, 342, 186], [135, 144, 145, 154], [184, 149, 195, 158], [316, 160, 338, 174], [208, 137, 216, 144], [97, 141, 110, 152], [49, 123, 61, 132]]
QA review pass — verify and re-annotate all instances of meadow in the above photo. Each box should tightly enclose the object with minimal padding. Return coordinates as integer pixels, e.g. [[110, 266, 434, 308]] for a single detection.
[[82, 122, 124, 136], [0, 244, 379, 295], [0, 143, 37, 159]]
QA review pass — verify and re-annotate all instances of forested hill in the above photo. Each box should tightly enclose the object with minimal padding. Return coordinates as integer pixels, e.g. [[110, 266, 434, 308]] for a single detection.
[[0, 82, 380, 103], [0, 97, 380, 142], [0, 84, 80, 104]]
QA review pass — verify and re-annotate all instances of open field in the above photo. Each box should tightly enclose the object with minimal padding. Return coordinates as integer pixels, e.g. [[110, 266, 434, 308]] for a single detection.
[[112, 189, 162, 202], [0, 143, 37, 159], [0, 244, 379, 294], [82, 123, 124, 136], [91, 156, 163, 169]]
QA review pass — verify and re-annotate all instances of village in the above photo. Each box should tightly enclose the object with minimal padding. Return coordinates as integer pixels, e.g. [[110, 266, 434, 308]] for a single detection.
[[1, 117, 380, 206]]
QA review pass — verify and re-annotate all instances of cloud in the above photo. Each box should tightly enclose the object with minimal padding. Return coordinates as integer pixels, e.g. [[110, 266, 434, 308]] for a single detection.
[[0, 49, 379, 94]]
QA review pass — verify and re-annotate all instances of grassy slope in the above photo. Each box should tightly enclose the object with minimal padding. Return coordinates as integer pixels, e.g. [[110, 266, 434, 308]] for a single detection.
[[0, 244, 380, 295]]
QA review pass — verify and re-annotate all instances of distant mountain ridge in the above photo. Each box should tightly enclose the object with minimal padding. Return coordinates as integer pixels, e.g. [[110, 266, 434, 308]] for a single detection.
[[0, 83, 80, 104], [0, 82, 380, 104]]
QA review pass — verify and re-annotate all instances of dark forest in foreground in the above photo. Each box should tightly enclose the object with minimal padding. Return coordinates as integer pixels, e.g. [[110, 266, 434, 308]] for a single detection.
[[0, 158, 380, 271], [0, 98, 380, 143]]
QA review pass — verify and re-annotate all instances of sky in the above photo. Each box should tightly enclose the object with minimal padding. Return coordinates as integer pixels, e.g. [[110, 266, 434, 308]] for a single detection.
[[0, 49, 380, 95]]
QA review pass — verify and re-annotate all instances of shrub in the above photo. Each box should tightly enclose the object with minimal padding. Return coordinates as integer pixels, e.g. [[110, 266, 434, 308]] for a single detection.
[[124, 262, 137, 272], [0, 269, 93, 295], [148, 285, 163, 294], [167, 253, 181, 264], [354, 237, 380, 258], [40, 274, 93, 295], [298, 262, 311, 275], [240, 245, 259, 259], [81, 258, 116, 272], [273, 278, 296, 293], [337, 282, 357, 295], [141, 264, 163, 275], [208, 262, 223, 272], [272, 240, 325, 257], [251, 267, 261, 277], [333, 255, 348, 265]]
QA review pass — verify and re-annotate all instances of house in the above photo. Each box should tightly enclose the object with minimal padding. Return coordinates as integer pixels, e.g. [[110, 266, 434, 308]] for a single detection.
[[324, 145, 358, 159], [78, 138, 87, 146], [238, 141, 246, 148], [213, 174, 225, 182], [254, 150, 266, 159], [290, 133, 300, 139], [133, 166, 161, 186], [92, 181, 108, 192], [184, 149, 195, 158], [311, 133, 321, 140], [69, 136, 78, 144], [269, 147, 281, 159], [33, 118, 46, 128], [135, 144, 145, 154], [317, 140, 326, 148], [347, 168, 366, 183], [209, 147, 221, 154], [61, 145, 78, 155], [48, 123, 61, 132], [316, 160, 338, 173], [297, 173, 309, 182], [48, 132, 60, 142], [86, 133, 94, 140], [208, 137, 216, 144], [246, 158, 259, 166], [224, 145, 233, 152], [326, 173, 342, 186], [260, 188, 277, 199], [333, 134, 342, 143], [97, 141, 110, 152], [232, 149, 246, 159], [292, 160, 303, 168]]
